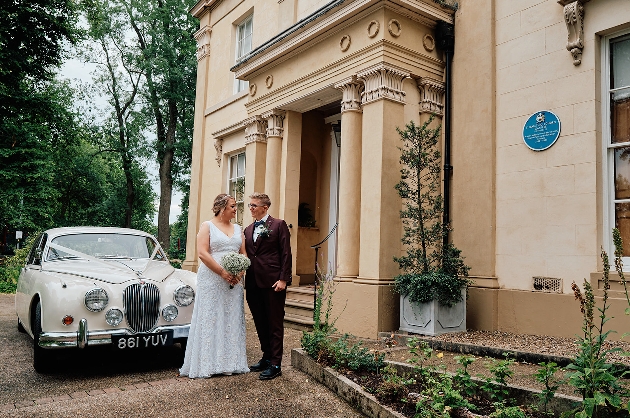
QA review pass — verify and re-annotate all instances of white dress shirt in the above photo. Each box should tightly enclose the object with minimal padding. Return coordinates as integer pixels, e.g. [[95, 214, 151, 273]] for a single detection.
[[253, 214, 269, 242]]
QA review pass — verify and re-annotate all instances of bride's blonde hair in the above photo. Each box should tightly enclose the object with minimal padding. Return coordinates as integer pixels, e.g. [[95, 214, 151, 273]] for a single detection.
[[213, 193, 234, 216]]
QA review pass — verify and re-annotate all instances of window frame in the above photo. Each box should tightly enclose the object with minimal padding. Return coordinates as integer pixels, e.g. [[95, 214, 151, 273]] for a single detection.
[[234, 14, 253, 94], [603, 28, 630, 269], [227, 151, 246, 225]]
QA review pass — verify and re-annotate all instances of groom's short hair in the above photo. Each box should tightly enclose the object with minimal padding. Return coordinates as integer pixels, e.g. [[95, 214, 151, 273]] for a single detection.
[[250, 192, 271, 207]]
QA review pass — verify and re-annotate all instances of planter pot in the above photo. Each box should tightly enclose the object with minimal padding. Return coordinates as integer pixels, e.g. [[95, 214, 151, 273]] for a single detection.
[[399, 288, 466, 336]]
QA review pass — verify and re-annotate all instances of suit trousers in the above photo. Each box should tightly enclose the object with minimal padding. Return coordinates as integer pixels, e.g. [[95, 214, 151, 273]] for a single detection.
[[246, 283, 287, 366]]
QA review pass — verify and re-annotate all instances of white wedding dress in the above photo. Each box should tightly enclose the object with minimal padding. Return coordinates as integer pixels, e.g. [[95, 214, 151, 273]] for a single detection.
[[179, 221, 249, 378]]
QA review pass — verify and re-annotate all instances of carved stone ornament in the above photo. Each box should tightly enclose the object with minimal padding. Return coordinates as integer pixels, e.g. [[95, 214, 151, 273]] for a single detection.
[[356, 64, 409, 105], [417, 77, 445, 116], [244, 115, 267, 145], [334, 76, 364, 113], [265, 75, 274, 88], [340, 35, 351, 52], [194, 25, 211, 62], [249, 83, 257, 96], [367, 20, 380, 38], [423, 34, 435, 52], [213, 137, 223, 166], [559, 0, 590, 65], [262, 109, 286, 138], [388, 19, 402, 38]]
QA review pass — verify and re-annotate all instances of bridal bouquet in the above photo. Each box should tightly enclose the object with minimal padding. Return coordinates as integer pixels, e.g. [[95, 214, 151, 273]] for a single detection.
[[221, 252, 250, 289]]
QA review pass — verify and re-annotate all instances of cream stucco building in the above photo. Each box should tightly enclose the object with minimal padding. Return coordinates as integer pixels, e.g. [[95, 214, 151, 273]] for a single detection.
[[184, 0, 630, 339]]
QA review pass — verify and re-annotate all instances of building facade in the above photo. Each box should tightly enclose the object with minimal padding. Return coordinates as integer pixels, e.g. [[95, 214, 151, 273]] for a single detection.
[[185, 0, 630, 339]]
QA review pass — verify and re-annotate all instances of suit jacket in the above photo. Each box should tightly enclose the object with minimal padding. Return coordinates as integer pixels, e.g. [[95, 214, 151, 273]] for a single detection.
[[244, 215, 292, 288]]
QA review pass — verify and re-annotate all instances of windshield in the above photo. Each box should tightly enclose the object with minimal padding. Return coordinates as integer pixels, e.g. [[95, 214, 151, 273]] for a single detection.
[[47, 233, 165, 261]]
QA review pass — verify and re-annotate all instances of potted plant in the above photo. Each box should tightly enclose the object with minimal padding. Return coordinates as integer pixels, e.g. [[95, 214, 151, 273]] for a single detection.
[[394, 116, 470, 335]]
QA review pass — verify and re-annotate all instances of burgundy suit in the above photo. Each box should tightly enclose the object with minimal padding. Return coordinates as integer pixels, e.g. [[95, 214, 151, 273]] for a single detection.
[[244, 216, 292, 366]]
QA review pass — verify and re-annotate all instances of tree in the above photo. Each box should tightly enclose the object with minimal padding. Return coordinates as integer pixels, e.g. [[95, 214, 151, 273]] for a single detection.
[[122, 0, 197, 249]]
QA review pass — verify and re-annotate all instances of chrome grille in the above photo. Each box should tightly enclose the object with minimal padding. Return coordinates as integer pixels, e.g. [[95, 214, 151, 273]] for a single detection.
[[123, 283, 160, 333]]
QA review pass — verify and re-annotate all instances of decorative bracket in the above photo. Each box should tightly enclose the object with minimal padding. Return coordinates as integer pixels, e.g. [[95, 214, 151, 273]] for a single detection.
[[558, 0, 590, 66], [244, 115, 268, 145], [417, 77, 445, 116], [193, 25, 211, 62], [213, 137, 223, 166]]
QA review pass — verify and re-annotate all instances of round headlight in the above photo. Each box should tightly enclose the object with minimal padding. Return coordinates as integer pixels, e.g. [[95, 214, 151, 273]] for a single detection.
[[162, 304, 178, 322], [105, 308, 123, 326], [84, 288, 108, 312], [173, 285, 194, 307]]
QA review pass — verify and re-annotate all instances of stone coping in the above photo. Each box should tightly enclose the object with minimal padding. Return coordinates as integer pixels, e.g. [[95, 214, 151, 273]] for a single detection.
[[291, 348, 581, 417]]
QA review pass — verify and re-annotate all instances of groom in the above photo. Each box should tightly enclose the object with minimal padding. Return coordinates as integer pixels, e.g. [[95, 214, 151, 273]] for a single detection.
[[244, 192, 292, 380]]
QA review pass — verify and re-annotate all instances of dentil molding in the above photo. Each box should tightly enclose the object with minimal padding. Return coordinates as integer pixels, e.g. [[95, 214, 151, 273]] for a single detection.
[[417, 77, 445, 116], [244, 115, 268, 145], [356, 63, 409, 105], [334, 76, 363, 113], [558, 0, 590, 66]]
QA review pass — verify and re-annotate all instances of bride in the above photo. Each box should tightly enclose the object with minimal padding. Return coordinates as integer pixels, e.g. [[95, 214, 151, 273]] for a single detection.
[[179, 193, 250, 378]]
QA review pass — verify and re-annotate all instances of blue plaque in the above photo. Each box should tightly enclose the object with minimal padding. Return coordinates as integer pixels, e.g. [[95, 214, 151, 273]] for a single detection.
[[522, 110, 561, 151]]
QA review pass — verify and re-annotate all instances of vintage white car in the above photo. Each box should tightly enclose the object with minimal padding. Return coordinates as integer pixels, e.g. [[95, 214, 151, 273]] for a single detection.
[[15, 227, 196, 372]]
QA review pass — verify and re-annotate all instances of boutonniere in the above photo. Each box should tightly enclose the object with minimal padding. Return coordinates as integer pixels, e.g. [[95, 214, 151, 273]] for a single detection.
[[259, 223, 272, 238]]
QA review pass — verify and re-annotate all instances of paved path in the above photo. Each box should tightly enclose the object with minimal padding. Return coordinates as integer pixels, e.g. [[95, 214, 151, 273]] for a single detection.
[[0, 294, 362, 417]]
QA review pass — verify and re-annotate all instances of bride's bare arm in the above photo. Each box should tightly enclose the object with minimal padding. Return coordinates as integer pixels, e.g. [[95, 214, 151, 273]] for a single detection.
[[197, 222, 234, 283]]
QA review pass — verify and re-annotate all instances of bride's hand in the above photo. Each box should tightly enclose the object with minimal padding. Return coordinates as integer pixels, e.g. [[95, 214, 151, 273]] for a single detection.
[[220, 268, 233, 283]]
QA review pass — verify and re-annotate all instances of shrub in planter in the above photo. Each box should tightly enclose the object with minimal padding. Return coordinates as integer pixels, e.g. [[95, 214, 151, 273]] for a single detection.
[[393, 117, 470, 318]]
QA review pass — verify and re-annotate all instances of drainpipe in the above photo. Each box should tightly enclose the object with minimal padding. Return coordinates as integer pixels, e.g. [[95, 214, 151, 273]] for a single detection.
[[435, 20, 455, 251]]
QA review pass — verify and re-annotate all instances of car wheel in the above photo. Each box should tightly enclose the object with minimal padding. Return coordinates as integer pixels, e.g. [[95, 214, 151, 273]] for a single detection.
[[33, 301, 54, 373], [17, 319, 26, 333]]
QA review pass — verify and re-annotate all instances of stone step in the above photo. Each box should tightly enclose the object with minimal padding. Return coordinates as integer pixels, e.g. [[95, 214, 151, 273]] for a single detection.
[[286, 286, 315, 303], [285, 298, 313, 310], [284, 312, 314, 326]]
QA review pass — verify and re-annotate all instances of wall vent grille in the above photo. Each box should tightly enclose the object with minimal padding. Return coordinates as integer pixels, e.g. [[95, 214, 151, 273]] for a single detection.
[[532, 277, 562, 293]]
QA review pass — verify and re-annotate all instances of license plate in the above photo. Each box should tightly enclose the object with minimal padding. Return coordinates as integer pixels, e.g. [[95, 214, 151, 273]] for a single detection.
[[113, 331, 173, 350]]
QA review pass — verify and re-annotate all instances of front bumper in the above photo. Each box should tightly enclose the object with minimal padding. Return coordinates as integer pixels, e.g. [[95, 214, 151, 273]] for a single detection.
[[39, 318, 190, 349]]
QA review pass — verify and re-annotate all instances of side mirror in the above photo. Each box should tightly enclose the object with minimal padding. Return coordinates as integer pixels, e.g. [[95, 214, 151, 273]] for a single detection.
[[33, 249, 42, 265]]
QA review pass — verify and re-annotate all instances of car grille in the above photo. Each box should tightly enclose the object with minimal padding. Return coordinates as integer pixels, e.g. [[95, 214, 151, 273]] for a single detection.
[[123, 283, 160, 333]]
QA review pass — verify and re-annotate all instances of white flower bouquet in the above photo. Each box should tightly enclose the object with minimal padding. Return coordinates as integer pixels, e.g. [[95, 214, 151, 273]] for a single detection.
[[221, 252, 250, 288]]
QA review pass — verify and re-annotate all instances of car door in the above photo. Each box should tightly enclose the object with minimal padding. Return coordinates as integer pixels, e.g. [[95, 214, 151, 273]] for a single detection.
[[15, 233, 47, 330]]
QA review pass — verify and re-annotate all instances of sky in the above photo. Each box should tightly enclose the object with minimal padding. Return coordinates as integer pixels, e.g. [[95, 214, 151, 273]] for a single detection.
[[60, 58, 184, 225]]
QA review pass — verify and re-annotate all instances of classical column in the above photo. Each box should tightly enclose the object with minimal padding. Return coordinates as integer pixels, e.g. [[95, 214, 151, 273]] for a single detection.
[[263, 110, 286, 217], [356, 63, 408, 282], [243, 116, 268, 202], [333, 76, 363, 280], [183, 24, 212, 272]]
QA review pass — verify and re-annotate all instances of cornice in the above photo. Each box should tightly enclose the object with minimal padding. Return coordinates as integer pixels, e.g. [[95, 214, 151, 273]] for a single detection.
[[245, 39, 444, 114], [211, 120, 246, 138], [205, 90, 248, 116], [232, 0, 452, 79]]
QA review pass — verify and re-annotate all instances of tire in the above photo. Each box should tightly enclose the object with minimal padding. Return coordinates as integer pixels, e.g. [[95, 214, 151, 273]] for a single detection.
[[33, 301, 54, 373], [17, 319, 26, 333]]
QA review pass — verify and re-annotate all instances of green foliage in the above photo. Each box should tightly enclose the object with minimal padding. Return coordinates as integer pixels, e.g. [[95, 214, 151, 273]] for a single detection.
[[393, 117, 469, 307], [534, 362, 564, 414], [489, 403, 526, 418], [376, 365, 415, 403], [414, 372, 475, 418], [301, 270, 384, 373], [453, 355, 478, 398], [479, 354, 515, 403], [565, 239, 630, 417], [298, 203, 316, 227], [0, 232, 40, 293]]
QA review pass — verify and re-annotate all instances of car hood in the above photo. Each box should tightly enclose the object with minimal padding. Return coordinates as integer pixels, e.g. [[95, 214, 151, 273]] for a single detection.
[[43, 259, 175, 285]]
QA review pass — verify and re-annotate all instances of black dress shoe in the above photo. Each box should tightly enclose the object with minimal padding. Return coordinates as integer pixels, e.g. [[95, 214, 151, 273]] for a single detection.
[[259, 365, 282, 380], [249, 359, 270, 372]]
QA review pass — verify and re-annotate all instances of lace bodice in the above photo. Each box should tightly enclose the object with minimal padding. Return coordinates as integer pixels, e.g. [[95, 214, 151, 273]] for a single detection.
[[208, 222, 242, 262]]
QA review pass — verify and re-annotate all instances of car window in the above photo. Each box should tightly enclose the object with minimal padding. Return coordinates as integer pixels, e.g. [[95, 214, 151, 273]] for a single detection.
[[26, 234, 46, 265], [47, 233, 164, 261]]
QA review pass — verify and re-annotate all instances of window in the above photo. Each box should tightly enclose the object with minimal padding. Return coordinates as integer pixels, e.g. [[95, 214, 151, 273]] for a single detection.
[[605, 31, 630, 263], [228, 152, 246, 225], [234, 15, 253, 93]]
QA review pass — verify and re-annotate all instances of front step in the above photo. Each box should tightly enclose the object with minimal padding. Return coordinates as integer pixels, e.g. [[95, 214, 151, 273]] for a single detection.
[[284, 286, 315, 329]]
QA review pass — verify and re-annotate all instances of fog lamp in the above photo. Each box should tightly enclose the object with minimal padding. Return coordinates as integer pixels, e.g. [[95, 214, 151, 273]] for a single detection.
[[105, 308, 123, 326], [162, 304, 178, 322]]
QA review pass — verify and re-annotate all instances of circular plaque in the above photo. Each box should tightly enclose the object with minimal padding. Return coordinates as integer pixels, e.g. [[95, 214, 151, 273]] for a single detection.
[[522, 110, 561, 151]]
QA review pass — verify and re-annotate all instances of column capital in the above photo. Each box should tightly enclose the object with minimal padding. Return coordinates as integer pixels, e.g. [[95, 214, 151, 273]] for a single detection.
[[334, 76, 363, 113], [193, 25, 212, 62], [261, 109, 286, 138], [356, 63, 409, 105], [417, 77, 445, 116], [244, 115, 267, 145]]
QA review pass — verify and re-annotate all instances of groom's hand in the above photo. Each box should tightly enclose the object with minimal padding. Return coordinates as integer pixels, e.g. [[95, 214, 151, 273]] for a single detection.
[[272, 280, 286, 292]]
